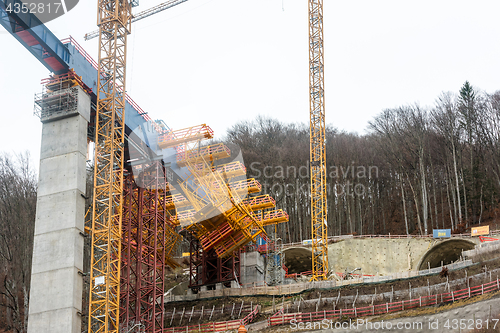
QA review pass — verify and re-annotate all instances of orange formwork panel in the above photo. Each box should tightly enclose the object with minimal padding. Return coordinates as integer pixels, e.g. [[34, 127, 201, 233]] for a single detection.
[[199, 221, 233, 250], [177, 143, 231, 167], [213, 228, 263, 258], [157, 124, 214, 149]]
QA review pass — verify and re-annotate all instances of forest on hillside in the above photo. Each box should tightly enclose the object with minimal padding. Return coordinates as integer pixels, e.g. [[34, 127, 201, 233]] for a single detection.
[[0, 153, 36, 333], [225, 82, 500, 242], [2, 82, 500, 332]]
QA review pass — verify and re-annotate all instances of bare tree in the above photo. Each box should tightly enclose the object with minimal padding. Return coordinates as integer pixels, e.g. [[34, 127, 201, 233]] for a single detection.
[[0, 152, 37, 333]]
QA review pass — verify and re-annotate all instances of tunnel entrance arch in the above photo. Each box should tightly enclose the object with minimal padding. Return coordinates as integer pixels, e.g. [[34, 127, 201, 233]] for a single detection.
[[283, 247, 312, 274], [417, 239, 475, 270]]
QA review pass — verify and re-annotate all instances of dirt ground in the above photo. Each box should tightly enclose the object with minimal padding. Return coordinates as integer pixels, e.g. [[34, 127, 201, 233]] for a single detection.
[[163, 254, 500, 327]]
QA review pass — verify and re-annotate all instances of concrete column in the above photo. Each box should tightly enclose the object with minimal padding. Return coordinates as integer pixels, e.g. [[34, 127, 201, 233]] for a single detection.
[[27, 86, 90, 333]]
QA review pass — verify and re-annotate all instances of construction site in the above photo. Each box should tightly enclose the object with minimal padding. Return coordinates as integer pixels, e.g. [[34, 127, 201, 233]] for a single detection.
[[1, 0, 500, 333]]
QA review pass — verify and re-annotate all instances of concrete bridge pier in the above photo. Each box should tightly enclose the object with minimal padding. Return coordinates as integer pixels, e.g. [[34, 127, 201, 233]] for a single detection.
[[27, 86, 90, 333]]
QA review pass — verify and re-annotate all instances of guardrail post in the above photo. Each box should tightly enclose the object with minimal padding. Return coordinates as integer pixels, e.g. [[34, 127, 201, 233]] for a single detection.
[[419, 296, 421, 307], [481, 284, 484, 295], [386, 303, 388, 313]]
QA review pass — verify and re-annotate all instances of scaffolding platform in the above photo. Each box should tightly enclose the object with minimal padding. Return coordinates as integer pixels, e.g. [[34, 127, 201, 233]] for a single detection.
[[157, 124, 213, 149]]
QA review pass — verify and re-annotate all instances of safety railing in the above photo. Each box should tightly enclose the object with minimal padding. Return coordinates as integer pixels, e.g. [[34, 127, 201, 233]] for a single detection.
[[268, 278, 500, 327], [281, 229, 500, 249], [163, 305, 259, 333]]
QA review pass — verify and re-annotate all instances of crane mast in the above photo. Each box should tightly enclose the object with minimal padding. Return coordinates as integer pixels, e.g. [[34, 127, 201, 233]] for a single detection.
[[308, 0, 328, 281], [88, 0, 132, 331]]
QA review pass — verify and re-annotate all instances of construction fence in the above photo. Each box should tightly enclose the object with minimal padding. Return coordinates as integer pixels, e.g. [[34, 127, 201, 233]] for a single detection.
[[268, 278, 500, 327], [163, 305, 259, 333]]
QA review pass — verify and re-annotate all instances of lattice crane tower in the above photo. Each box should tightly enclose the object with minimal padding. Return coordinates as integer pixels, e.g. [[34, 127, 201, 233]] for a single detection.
[[88, 0, 132, 331], [309, 0, 328, 281]]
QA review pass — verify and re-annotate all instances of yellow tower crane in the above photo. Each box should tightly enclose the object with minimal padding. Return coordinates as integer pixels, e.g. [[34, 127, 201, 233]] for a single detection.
[[87, 0, 132, 332], [308, 0, 328, 281]]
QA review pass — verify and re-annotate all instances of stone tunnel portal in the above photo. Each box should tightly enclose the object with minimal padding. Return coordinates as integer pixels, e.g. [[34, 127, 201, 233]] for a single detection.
[[417, 239, 475, 270], [283, 247, 312, 274]]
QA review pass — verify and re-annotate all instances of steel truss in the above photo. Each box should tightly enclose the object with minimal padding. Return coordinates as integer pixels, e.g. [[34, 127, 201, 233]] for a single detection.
[[88, 0, 132, 331], [189, 238, 241, 293], [120, 163, 180, 332], [309, 0, 328, 281]]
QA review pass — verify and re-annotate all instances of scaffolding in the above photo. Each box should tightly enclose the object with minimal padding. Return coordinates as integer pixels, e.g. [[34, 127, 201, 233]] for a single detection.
[[34, 86, 79, 122], [188, 237, 241, 293], [155, 123, 288, 291], [120, 162, 181, 333], [265, 235, 284, 286], [34, 70, 94, 123]]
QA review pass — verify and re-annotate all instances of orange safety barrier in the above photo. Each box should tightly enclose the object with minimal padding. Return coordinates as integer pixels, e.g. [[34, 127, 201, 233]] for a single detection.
[[479, 236, 499, 242], [41, 69, 93, 95]]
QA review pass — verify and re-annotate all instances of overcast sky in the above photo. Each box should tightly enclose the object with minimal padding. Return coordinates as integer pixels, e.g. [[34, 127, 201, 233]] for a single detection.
[[1, 0, 500, 169]]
